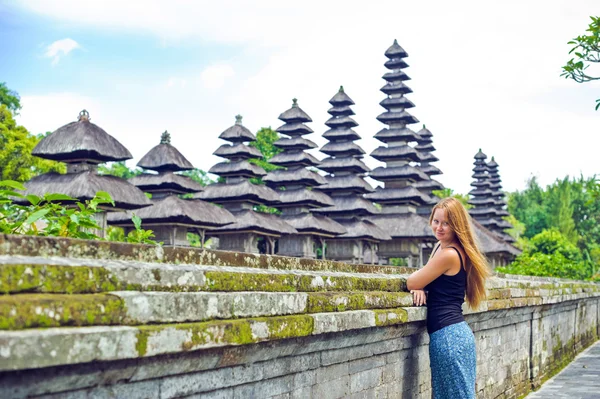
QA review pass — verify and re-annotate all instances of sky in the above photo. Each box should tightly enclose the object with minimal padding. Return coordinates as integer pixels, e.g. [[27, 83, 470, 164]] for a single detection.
[[1, 0, 598, 194]]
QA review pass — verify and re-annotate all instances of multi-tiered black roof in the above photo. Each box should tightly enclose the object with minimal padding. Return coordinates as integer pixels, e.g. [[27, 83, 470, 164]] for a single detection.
[[264, 99, 345, 237], [108, 131, 235, 233], [365, 40, 431, 208], [314, 87, 390, 242], [25, 110, 151, 210], [486, 157, 514, 242], [195, 116, 296, 237], [414, 125, 444, 204]]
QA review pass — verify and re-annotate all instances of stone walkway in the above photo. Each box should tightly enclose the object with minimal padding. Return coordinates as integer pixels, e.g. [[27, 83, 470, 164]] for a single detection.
[[526, 340, 600, 399]]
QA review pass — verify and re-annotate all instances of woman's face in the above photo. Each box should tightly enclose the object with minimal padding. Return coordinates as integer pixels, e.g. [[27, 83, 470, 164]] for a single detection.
[[431, 208, 455, 242]]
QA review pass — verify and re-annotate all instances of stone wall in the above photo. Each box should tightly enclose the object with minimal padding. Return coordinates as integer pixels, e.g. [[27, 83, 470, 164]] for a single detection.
[[0, 234, 598, 399]]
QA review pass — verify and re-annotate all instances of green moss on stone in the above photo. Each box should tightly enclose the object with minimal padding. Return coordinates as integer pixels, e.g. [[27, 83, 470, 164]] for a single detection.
[[307, 292, 412, 313], [373, 308, 408, 326]]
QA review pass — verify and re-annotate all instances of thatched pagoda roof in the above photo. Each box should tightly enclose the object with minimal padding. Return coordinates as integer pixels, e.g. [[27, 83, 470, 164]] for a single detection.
[[365, 186, 432, 206], [276, 122, 314, 136], [129, 172, 203, 194], [376, 110, 419, 125], [137, 131, 194, 172], [315, 175, 375, 195], [369, 165, 429, 182], [32, 110, 132, 163], [313, 196, 379, 216], [418, 152, 439, 163], [334, 218, 391, 241], [213, 143, 262, 160], [370, 145, 423, 163], [219, 115, 256, 143], [107, 195, 235, 228], [380, 82, 413, 96], [269, 151, 320, 168], [263, 168, 326, 187], [374, 127, 421, 144], [474, 149, 487, 160], [273, 137, 318, 151], [329, 86, 355, 106], [280, 213, 346, 237], [276, 188, 334, 208], [209, 160, 266, 178], [209, 209, 297, 236], [322, 128, 361, 141], [385, 39, 408, 59], [367, 212, 434, 240], [328, 105, 355, 116], [379, 96, 415, 109], [320, 142, 365, 157], [421, 164, 443, 176], [325, 115, 358, 129], [278, 98, 312, 123], [414, 178, 445, 192], [468, 197, 497, 207], [194, 180, 281, 206], [22, 171, 151, 210], [319, 158, 370, 174], [384, 58, 409, 69], [472, 220, 520, 256]]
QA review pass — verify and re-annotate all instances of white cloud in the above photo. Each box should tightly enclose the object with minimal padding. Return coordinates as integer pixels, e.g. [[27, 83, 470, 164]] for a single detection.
[[44, 38, 80, 65], [165, 77, 188, 89], [200, 64, 235, 89]]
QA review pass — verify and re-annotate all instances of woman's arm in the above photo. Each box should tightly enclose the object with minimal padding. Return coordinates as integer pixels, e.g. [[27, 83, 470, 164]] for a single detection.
[[406, 249, 460, 290]]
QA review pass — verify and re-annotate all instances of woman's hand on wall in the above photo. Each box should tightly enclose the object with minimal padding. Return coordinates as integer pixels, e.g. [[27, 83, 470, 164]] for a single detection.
[[411, 289, 427, 306]]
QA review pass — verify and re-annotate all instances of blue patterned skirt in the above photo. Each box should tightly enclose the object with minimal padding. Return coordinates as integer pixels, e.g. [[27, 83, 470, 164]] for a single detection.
[[429, 321, 476, 399]]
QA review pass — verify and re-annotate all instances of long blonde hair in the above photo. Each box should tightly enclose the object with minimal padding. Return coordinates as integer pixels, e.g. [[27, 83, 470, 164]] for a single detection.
[[429, 197, 490, 309]]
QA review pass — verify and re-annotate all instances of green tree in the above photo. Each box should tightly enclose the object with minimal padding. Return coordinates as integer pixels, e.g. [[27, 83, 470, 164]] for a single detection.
[[248, 127, 283, 175], [561, 16, 600, 110], [432, 188, 472, 209], [0, 82, 21, 115], [98, 162, 142, 179], [179, 168, 217, 186], [0, 105, 65, 182], [507, 177, 549, 238]]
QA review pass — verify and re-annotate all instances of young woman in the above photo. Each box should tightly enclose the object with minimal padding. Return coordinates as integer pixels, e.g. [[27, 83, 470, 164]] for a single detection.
[[407, 197, 490, 399]]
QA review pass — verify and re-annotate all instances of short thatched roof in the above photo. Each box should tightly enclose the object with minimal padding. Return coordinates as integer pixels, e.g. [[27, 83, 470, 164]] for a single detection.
[[194, 180, 281, 206], [365, 186, 432, 206], [320, 142, 365, 157], [273, 137, 318, 151], [281, 213, 346, 237], [327, 105, 354, 116], [313, 196, 379, 216], [474, 149, 487, 160], [334, 218, 391, 241], [369, 165, 429, 182], [277, 188, 335, 208], [107, 195, 235, 228], [416, 143, 435, 152], [315, 175, 374, 194], [385, 39, 408, 59], [137, 140, 194, 173], [129, 172, 203, 194], [219, 115, 256, 143], [264, 168, 326, 187], [319, 158, 370, 174], [367, 212, 434, 240], [270, 151, 320, 168], [472, 219, 521, 256], [421, 164, 443, 176], [322, 128, 361, 141], [370, 145, 422, 163], [384, 58, 408, 70], [213, 143, 262, 159], [329, 86, 355, 106], [379, 96, 415, 109], [325, 116, 358, 129], [414, 178, 444, 192], [278, 99, 312, 123], [468, 197, 497, 207], [32, 110, 132, 163], [383, 70, 410, 82], [276, 122, 314, 136], [374, 127, 420, 144], [417, 152, 439, 163], [376, 110, 419, 125], [22, 171, 151, 210], [209, 160, 266, 178], [380, 82, 413, 96], [209, 209, 297, 236]]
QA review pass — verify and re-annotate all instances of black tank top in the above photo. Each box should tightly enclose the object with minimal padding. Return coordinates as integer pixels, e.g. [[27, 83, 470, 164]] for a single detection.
[[425, 245, 467, 334]]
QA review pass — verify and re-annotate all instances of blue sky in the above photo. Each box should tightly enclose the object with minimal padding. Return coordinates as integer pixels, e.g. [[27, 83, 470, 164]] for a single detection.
[[1, 0, 599, 194]]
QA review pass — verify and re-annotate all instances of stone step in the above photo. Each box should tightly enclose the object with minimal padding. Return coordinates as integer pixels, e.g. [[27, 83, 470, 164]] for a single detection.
[[0, 308, 426, 372], [0, 256, 407, 295], [0, 291, 415, 330]]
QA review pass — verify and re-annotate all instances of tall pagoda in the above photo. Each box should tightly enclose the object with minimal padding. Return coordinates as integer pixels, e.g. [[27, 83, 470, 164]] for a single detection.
[[365, 40, 434, 266], [314, 86, 390, 263], [485, 157, 515, 242], [413, 125, 444, 215], [264, 99, 346, 259], [107, 131, 235, 246], [195, 115, 296, 254], [468, 149, 503, 231], [25, 110, 151, 236]]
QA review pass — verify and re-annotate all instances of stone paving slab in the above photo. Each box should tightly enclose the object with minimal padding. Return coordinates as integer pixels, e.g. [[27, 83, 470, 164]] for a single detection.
[[527, 340, 600, 399]]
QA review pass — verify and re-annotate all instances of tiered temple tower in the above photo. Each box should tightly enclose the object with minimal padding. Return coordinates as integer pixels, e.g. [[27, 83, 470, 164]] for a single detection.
[[196, 115, 296, 254], [468, 149, 503, 231], [26, 110, 151, 236], [365, 40, 434, 266], [108, 131, 235, 246], [264, 99, 346, 259], [313, 87, 390, 263], [486, 157, 515, 243], [414, 125, 444, 215]]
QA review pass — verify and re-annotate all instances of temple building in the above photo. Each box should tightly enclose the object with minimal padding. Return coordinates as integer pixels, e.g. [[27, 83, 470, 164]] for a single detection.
[[486, 157, 515, 243], [414, 125, 445, 215], [25, 110, 151, 236], [314, 86, 391, 263], [365, 40, 435, 266], [264, 99, 346, 258], [196, 116, 296, 254], [108, 131, 235, 246]]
